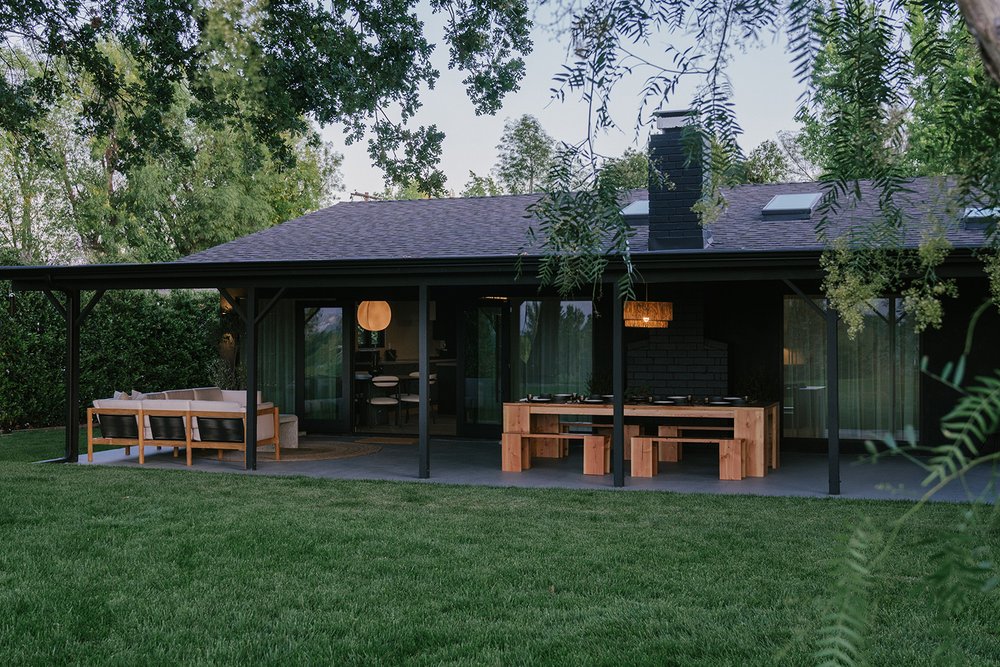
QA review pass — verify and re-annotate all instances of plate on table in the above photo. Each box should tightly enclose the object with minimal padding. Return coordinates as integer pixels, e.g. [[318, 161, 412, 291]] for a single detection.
[[583, 398, 604, 404], [530, 397, 552, 403], [709, 401, 731, 406], [653, 400, 676, 405]]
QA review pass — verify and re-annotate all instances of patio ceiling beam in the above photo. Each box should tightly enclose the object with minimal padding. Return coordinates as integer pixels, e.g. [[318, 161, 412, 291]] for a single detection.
[[219, 288, 246, 322], [612, 287, 626, 488], [782, 279, 826, 318], [418, 283, 430, 479], [78, 290, 106, 325], [254, 287, 287, 326], [42, 289, 67, 320]]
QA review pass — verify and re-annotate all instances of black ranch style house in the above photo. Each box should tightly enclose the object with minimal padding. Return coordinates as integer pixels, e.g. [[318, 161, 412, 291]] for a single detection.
[[3, 110, 998, 493]]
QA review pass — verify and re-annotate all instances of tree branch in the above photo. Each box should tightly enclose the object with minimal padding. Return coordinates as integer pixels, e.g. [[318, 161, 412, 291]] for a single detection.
[[957, 0, 1000, 84]]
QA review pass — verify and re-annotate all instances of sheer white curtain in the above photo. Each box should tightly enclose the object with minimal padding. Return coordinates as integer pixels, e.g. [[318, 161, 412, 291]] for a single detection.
[[514, 300, 593, 397], [257, 300, 296, 413], [783, 296, 919, 440]]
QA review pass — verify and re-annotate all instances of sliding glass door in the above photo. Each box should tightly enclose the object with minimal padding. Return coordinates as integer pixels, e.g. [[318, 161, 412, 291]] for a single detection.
[[458, 303, 505, 436], [299, 306, 348, 432]]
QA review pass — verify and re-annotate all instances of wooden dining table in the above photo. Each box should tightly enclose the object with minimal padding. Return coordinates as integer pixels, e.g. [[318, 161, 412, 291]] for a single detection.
[[502, 401, 780, 478]]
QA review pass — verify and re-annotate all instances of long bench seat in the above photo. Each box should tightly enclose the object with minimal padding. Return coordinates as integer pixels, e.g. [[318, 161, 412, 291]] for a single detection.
[[501, 432, 610, 475]]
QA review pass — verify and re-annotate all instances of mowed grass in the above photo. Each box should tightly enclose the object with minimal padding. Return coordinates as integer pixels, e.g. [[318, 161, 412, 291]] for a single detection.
[[0, 426, 111, 463], [1, 430, 998, 665]]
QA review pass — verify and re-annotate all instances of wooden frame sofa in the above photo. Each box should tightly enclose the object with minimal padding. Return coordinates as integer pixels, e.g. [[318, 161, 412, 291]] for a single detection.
[[88, 387, 280, 466]]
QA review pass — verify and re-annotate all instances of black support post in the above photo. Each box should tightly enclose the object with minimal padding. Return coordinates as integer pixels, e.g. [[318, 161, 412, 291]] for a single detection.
[[418, 284, 430, 478], [65, 290, 81, 462], [245, 286, 258, 471], [612, 287, 625, 487], [826, 305, 840, 495]]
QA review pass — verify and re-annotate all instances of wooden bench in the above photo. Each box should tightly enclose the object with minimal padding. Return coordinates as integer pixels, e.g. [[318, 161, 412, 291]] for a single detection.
[[502, 432, 610, 475], [655, 425, 734, 463], [632, 435, 745, 480], [559, 422, 640, 458]]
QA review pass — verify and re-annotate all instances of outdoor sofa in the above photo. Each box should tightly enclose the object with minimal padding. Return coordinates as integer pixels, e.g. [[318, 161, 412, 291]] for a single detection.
[[88, 386, 279, 465]]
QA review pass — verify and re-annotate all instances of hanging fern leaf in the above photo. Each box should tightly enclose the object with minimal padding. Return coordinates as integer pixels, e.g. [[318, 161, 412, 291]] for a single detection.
[[815, 522, 882, 667]]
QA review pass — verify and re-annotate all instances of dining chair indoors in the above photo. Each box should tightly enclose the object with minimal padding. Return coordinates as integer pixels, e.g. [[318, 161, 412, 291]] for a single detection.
[[369, 375, 401, 426]]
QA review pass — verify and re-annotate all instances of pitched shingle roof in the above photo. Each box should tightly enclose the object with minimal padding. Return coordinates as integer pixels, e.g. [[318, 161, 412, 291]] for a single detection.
[[177, 177, 989, 264]]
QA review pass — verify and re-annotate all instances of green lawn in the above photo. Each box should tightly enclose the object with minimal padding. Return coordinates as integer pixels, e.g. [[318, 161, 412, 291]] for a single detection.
[[1, 429, 998, 665]]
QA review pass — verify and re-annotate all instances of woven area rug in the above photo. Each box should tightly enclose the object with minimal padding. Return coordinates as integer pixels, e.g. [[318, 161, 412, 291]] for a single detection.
[[215, 440, 381, 463], [355, 436, 418, 446]]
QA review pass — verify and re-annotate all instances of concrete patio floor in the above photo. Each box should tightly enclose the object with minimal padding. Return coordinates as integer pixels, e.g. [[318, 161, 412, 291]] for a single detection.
[[79, 436, 998, 503]]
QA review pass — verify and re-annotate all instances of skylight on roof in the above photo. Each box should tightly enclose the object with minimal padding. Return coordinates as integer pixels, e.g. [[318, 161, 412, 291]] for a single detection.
[[621, 200, 649, 217], [761, 193, 822, 219], [962, 207, 1000, 219], [962, 207, 1000, 230]]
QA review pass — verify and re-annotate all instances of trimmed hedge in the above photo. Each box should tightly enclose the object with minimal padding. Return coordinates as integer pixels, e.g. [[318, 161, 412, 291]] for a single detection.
[[1, 284, 221, 431]]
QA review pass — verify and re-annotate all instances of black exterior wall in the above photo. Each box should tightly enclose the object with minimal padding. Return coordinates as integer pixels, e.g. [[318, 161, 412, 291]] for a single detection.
[[920, 278, 1000, 450]]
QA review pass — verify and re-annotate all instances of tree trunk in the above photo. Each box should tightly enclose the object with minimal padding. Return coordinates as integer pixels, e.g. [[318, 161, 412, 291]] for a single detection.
[[958, 0, 1000, 84]]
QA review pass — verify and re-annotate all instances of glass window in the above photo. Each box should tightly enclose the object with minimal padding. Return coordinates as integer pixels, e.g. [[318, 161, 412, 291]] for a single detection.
[[513, 300, 593, 397], [782, 296, 919, 440]]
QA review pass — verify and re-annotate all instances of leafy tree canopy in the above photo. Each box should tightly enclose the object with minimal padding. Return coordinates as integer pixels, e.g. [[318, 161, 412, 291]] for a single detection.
[[0, 0, 531, 194], [461, 171, 504, 198], [0, 40, 341, 264], [494, 114, 556, 194]]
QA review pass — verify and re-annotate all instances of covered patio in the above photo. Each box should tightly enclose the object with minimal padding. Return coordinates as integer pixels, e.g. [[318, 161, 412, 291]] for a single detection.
[[78, 435, 995, 503]]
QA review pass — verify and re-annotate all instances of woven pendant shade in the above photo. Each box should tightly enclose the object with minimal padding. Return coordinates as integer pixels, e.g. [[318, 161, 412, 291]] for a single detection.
[[357, 301, 392, 331], [624, 300, 673, 328]]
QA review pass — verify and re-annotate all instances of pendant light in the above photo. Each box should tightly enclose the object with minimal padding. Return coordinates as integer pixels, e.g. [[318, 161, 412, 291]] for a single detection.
[[624, 301, 673, 328], [357, 301, 392, 331]]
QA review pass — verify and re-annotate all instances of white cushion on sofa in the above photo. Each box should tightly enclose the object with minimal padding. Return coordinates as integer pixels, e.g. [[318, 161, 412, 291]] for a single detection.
[[193, 387, 224, 401], [220, 390, 263, 406]]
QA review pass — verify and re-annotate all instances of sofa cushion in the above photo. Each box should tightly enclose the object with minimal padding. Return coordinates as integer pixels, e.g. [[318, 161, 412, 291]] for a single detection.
[[93, 399, 142, 410], [164, 389, 195, 400], [193, 387, 224, 401], [189, 400, 242, 413], [220, 390, 263, 406]]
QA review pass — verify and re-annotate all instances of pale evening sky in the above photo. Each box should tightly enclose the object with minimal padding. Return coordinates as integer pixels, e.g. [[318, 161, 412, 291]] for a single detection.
[[321, 7, 804, 199]]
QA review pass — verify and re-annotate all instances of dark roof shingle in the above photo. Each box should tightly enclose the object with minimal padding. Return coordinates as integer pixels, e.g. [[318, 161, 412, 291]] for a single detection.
[[178, 177, 988, 264]]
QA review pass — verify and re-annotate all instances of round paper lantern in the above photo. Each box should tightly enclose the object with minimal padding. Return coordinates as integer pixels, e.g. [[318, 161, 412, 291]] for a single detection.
[[357, 301, 392, 331]]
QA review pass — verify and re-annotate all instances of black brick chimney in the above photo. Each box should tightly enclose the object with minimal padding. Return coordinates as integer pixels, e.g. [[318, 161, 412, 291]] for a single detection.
[[648, 110, 708, 250]]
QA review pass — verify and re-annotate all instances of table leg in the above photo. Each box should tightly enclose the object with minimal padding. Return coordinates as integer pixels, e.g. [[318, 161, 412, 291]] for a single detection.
[[657, 425, 681, 462], [630, 437, 658, 477], [734, 410, 766, 477], [583, 436, 609, 475]]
